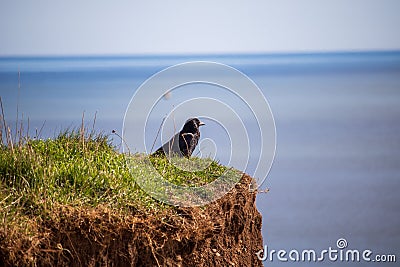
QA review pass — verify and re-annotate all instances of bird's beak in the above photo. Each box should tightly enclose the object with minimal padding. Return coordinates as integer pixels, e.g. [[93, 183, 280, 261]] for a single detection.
[[199, 121, 205, 126]]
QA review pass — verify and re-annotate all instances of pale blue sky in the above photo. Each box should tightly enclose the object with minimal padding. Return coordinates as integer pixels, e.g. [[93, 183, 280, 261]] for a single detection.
[[1, 0, 400, 56]]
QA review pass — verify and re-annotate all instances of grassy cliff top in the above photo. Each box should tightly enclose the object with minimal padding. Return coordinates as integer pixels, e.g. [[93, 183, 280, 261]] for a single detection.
[[0, 129, 263, 266], [0, 129, 230, 215]]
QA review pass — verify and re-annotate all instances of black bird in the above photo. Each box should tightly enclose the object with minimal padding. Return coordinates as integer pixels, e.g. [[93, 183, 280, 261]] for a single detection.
[[153, 118, 205, 158]]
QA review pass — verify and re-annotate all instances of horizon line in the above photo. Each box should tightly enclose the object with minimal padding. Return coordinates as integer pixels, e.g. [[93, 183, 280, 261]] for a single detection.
[[1, 49, 400, 59]]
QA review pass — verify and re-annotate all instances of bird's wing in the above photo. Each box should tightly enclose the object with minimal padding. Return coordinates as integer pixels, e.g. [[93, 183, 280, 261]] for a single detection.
[[180, 132, 194, 148], [180, 132, 197, 157], [163, 133, 182, 156]]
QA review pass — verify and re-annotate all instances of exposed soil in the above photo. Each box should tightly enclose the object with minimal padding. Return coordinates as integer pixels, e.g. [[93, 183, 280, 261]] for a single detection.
[[0, 174, 263, 266]]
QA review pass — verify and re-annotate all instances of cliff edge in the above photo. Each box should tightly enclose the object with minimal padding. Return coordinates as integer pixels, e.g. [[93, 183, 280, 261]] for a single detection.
[[1, 174, 263, 267]]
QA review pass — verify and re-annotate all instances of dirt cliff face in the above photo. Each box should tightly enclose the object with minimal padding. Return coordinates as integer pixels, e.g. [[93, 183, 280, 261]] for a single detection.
[[1, 174, 263, 266], [186, 174, 263, 267]]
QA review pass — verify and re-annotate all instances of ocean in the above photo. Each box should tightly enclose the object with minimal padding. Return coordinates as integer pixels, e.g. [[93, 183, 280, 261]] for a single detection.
[[1, 52, 399, 266]]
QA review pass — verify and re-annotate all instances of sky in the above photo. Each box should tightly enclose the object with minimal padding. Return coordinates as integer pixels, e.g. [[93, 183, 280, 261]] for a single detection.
[[0, 0, 400, 56]]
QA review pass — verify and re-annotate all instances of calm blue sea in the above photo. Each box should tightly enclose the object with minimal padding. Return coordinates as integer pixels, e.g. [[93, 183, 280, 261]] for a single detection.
[[1, 52, 400, 266]]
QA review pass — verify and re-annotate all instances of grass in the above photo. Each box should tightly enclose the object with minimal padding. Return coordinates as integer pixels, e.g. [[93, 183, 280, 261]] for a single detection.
[[0, 119, 240, 238], [1, 130, 140, 209]]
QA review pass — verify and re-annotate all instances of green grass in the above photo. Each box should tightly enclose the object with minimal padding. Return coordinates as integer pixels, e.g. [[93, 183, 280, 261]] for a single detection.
[[1, 130, 138, 209], [0, 128, 238, 228]]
